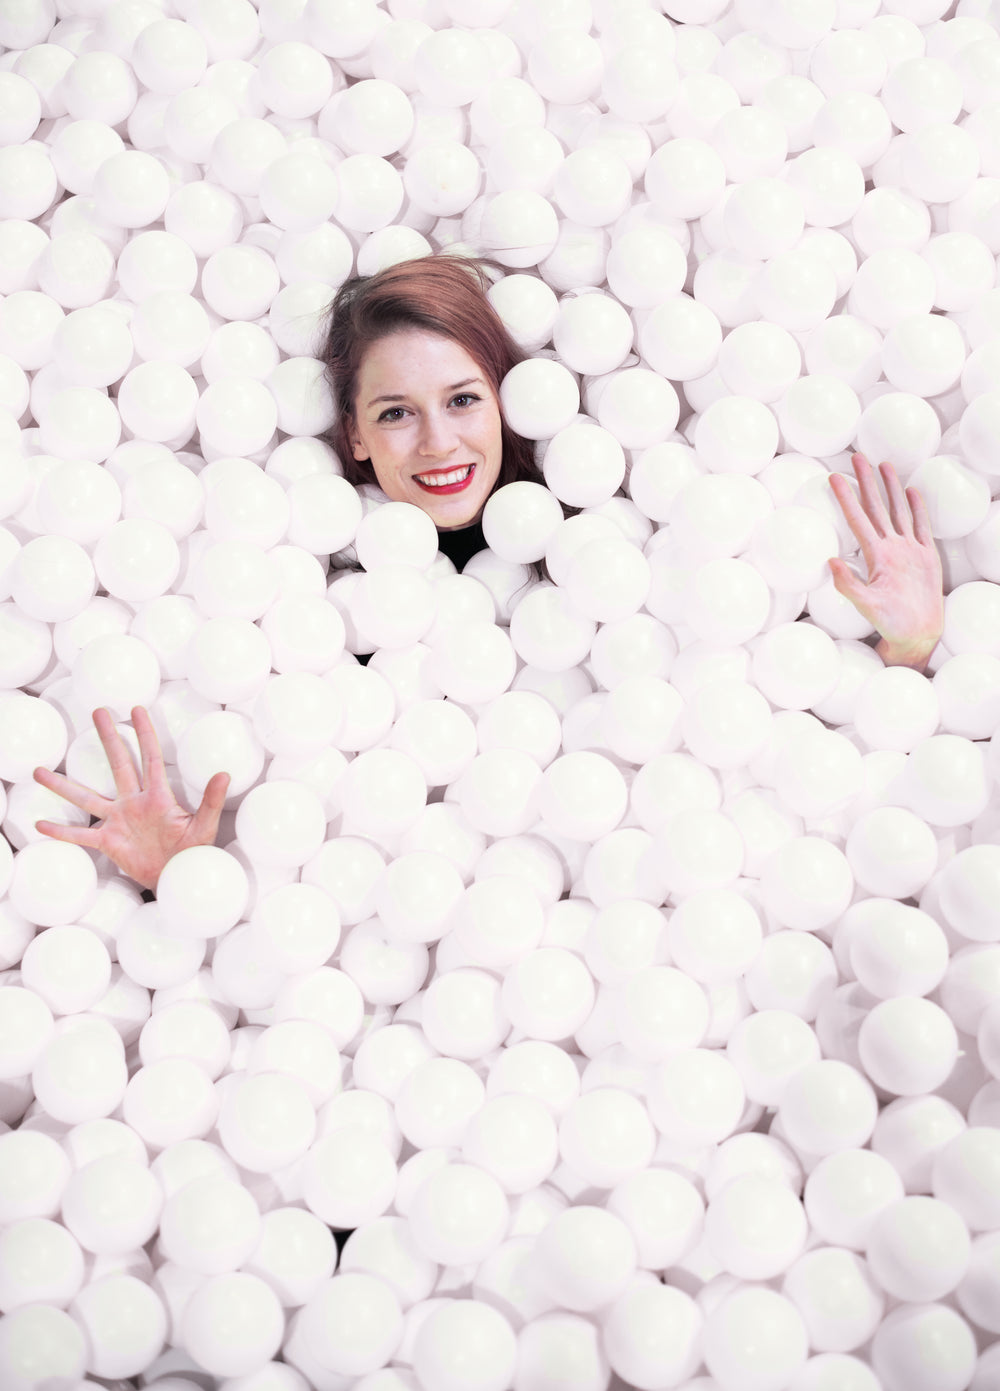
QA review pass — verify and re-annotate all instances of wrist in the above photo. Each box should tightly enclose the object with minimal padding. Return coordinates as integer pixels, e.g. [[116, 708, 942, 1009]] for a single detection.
[[876, 635, 939, 673]]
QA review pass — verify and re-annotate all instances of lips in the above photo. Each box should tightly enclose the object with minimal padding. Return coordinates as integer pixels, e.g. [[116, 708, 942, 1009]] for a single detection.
[[413, 464, 476, 495]]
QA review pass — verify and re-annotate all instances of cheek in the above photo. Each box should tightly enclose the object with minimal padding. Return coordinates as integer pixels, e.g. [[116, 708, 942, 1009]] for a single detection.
[[367, 441, 409, 501], [483, 412, 504, 480]]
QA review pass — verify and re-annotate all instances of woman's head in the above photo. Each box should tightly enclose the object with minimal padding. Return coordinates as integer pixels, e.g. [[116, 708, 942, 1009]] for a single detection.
[[323, 253, 539, 529]]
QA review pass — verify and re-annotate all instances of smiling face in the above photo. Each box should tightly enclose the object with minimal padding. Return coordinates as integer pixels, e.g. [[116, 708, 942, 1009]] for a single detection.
[[349, 328, 505, 531]]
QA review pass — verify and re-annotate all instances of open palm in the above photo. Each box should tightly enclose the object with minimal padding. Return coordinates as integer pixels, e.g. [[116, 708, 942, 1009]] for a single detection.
[[33, 706, 230, 892], [828, 453, 944, 673]]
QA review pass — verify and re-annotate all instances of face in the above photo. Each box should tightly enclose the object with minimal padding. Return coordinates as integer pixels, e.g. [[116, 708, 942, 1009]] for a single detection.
[[349, 328, 504, 531]]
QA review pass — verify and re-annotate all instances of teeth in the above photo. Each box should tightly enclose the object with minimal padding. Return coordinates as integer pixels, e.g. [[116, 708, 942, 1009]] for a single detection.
[[415, 465, 472, 488]]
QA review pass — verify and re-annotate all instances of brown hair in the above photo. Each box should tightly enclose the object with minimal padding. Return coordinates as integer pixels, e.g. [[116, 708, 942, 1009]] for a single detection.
[[322, 252, 541, 494]]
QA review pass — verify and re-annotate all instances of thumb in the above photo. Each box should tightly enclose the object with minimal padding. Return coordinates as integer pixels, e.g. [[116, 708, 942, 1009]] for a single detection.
[[192, 771, 231, 843], [828, 557, 867, 606]]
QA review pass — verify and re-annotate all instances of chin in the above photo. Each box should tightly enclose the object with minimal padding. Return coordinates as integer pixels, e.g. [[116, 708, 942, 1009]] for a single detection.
[[424, 497, 485, 531]]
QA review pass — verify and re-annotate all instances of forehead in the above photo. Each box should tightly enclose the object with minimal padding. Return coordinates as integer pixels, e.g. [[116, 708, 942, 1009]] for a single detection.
[[356, 328, 484, 397]]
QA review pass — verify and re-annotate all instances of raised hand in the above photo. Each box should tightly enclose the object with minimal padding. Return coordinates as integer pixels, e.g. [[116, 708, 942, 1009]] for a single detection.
[[828, 453, 944, 674], [33, 706, 231, 892]]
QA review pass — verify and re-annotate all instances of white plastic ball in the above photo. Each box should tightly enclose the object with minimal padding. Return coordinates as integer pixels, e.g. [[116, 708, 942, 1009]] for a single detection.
[[858, 997, 959, 1097], [0, 1215, 85, 1313], [923, 231, 995, 312], [60, 1154, 162, 1256], [782, 1248, 884, 1358], [845, 900, 949, 999], [639, 295, 723, 383], [702, 1286, 808, 1391], [0, 290, 64, 372], [477, 189, 560, 269], [750, 505, 840, 592], [604, 1280, 703, 1391], [645, 137, 726, 219], [339, 748, 427, 838], [8, 840, 98, 929], [0, 142, 58, 222], [558, 1087, 656, 1189], [754, 245, 839, 332], [69, 1273, 167, 1379], [866, 1196, 971, 1303], [0, 989, 55, 1086], [648, 1046, 745, 1148], [499, 358, 579, 441], [595, 367, 681, 449], [333, 78, 414, 155], [606, 223, 687, 309], [407, 1161, 508, 1266], [32, 1018, 128, 1126], [552, 146, 633, 228], [32, 457, 123, 546], [333, 153, 404, 233], [727, 1010, 821, 1107], [210, 117, 287, 196], [666, 887, 761, 983], [154, 846, 250, 940], [845, 807, 938, 900], [705, 1174, 809, 1280], [164, 180, 244, 258], [235, 780, 327, 870], [681, 679, 772, 770], [872, 1304, 976, 1391], [902, 734, 990, 827], [255, 40, 335, 117], [533, 1205, 636, 1313], [259, 152, 339, 233], [933, 1128, 1000, 1232], [38, 386, 121, 463], [20, 924, 110, 1015], [412, 1299, 516, 1391], [760, 836, 854, 934], [480, 481, 563, 565], [937, 845, 1000, 943], [500, 945, 595, 1043], [0, 1304, 86, 1391], [910, 457, 990, 541], [461, 1091, 558, 1196], [184, 618, 271, 705], [93, 519, 181, 602], [91, 150, 170, 230], [778, 1060, 878, 1157], [179, 1272, 284, 1379], [804, 1148, 905, 1251]]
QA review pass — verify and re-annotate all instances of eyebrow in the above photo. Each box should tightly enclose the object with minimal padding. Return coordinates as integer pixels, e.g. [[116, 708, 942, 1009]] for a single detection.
[[366, 378, 485, 408]]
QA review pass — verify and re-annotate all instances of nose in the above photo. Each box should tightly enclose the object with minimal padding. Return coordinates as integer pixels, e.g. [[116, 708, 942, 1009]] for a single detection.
[[417, 408, 459, 459]]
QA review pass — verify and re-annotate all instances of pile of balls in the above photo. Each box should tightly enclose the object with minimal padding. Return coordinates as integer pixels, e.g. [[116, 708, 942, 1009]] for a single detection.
[[1, 0, 1000, 1388]]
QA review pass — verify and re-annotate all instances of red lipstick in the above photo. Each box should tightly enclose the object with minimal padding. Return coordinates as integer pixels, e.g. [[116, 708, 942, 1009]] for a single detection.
[[413, 464, 476, 496]]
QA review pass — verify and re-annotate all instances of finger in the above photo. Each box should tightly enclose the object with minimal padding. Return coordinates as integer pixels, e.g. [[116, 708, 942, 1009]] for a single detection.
[[92, 707, 141, 797], [829, 470, 879, 558], [190, 771, 231, 843], [852, 452, 890, 537], [828, 556, 870, 608], [132, 706, 168, 792], [34, 820, 103, 849], [906, 486, 936, 550], [880, 461, 914, 538], [33, 766, 113, 820]]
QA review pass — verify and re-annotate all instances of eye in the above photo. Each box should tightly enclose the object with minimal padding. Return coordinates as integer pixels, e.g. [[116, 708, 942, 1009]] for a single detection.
[[377, 406, 407, 423], [451, 393, 480, 409]]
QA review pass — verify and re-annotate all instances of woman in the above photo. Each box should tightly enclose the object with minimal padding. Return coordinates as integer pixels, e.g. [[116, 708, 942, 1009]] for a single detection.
[[325, 254, 543, 573], [32, 252, 944, 891]]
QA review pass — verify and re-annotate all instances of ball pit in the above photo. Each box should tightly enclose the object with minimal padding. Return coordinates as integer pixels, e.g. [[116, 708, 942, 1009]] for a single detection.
[[1, 0, 1000, 1386]]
